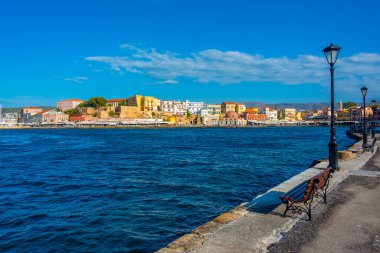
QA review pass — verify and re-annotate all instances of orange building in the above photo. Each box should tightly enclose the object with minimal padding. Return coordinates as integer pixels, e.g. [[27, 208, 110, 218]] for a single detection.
[[69, 114, 93, 122], [245, 113, 268, 121]]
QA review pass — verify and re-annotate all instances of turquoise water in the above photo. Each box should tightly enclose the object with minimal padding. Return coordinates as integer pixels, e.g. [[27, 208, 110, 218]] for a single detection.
[[0, 127, 354, 252]]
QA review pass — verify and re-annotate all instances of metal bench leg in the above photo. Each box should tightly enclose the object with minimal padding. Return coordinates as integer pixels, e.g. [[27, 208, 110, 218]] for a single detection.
[[283, 201, 291, 217], [304, 200, 312, 221]]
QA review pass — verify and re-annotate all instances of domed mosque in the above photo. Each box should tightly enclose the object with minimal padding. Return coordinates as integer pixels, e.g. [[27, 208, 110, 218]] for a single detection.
[[225, 111, 239, 120]]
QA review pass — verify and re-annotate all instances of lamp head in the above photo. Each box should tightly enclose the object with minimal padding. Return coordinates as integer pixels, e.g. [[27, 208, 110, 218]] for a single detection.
[[361, 86, 368, 97], [323, 43, 341, 65]]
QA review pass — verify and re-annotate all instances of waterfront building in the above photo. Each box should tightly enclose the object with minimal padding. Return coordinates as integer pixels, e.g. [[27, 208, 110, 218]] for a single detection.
[[160, 100, 187, 115], [57, 99, 84, 112], [218, 111, 247, 126], [322, 107, 332, 120], [19, 107, 44, 123], [42, 110, 69, 123], [186, 101, 205, 115], [29, 110, 49, 123], [200, 109, 208, 118], [207, 104, 222, 115], [245, 113, 268, 121], [107, 98, 126, 107], [126, 95, 159, 112], [245, 107, 259, 114], [168, 114, 189, 125], [205, 114, 219, 126], [296, 112, 303, 121], [189, 114, 203, 125], [142, 96, 159, 111], [337, 109, 350, 121], [235, 103, 246, 115], [21, 107, 43, 117], [264, 108, 278, 120], [277, 108, 296, 121], [3, 113, 19, 124], [126, 95, 143, 109], [352, 106, 373, 120], [69, 114, 93, 122], [221, 102, 236, 114]]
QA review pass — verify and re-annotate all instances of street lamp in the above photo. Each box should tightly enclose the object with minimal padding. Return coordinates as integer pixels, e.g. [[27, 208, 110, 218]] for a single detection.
[[371, 99, 376, 138], [349, 109, 352, 132], [361, 86, 368, 146], [323, 43, 341, 171]]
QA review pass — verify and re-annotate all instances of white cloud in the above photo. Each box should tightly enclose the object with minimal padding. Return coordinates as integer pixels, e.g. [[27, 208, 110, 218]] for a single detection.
[[64, 76, 88, 84], [85, 44, 380, 93], [156, 79, 178, 84]]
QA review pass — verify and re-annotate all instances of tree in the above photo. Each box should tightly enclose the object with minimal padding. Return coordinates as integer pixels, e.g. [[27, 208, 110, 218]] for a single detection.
[[64, 108, 80, 115], [109, 111, 117, 117], [186, 109, 191, 118], [343, 101, 357, 109], [79, 97, 107, 109]]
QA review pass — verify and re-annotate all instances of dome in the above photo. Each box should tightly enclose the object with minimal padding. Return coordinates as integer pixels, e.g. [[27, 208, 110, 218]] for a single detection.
[[225, 111, 239, 120]]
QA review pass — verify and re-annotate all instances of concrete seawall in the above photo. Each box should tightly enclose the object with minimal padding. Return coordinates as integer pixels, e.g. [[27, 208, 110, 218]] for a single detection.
[[157, 135, 378, 253]]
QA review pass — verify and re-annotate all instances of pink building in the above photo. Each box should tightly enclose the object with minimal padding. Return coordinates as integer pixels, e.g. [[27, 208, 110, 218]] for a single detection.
[[57, 99, 84, 111]]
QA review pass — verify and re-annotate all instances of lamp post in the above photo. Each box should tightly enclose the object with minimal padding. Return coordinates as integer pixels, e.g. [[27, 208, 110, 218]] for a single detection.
[[371, 99, 376, 139], [349, 109, 352, 132], [323, 43, 341, 171], [361, 86, 368, 146]]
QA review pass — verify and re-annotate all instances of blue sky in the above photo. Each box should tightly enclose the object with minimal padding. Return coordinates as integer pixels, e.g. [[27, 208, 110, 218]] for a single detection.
[[1, 0, 380, 107]]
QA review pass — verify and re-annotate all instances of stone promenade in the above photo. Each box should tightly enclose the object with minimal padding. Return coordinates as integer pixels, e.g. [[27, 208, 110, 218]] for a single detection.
[[157, 137, 379, 253]]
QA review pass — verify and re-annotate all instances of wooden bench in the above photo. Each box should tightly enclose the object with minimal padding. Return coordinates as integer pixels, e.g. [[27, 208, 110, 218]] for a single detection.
[[279, 167, 334, 220]]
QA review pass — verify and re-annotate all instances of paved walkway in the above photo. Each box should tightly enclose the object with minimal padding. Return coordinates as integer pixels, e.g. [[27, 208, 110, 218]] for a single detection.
[[268, 148, 380, 253], [158, 137, 379, 253]]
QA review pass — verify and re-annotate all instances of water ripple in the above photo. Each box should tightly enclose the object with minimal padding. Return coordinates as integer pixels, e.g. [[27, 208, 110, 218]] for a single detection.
[[0, 127, 354, 252]]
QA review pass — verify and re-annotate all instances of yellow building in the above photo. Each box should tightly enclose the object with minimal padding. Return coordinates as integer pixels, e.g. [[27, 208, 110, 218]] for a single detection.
[[278, 108, 296, 121], [245, 107, 259, 114], [337, 109, 350, 121], [235, 103, 246, 115], [207, 104, 222, 115], [126, 95, 143, 110], [169, 115, 189, 125], [126, 95, 159, 112], [295, 112, 303, 121], [142, 96, 159, 111], [221, 102, 236, 114]]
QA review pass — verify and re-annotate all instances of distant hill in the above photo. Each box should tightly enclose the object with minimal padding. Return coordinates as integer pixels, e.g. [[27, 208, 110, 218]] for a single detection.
[[242, 102, 332, 111], [1, 106, 56, 114]]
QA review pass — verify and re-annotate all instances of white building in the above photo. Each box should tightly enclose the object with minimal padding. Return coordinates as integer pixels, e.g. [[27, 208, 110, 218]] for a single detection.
[[265, 108, 278, 121], [42, 111, 69, 123], [160, 100, 187, 115], [186, 101, 205, 115], [57, 99, 84, 112], [200, 109, 208, 117]]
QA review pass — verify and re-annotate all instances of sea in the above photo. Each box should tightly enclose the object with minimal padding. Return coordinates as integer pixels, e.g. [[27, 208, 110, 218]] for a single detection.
[[0, 127, 355, 252]]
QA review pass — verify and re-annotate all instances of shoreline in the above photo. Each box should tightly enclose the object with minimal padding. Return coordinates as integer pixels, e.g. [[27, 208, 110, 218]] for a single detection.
[[156, 133, 375, 253], [0, 124, 348, 130]]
